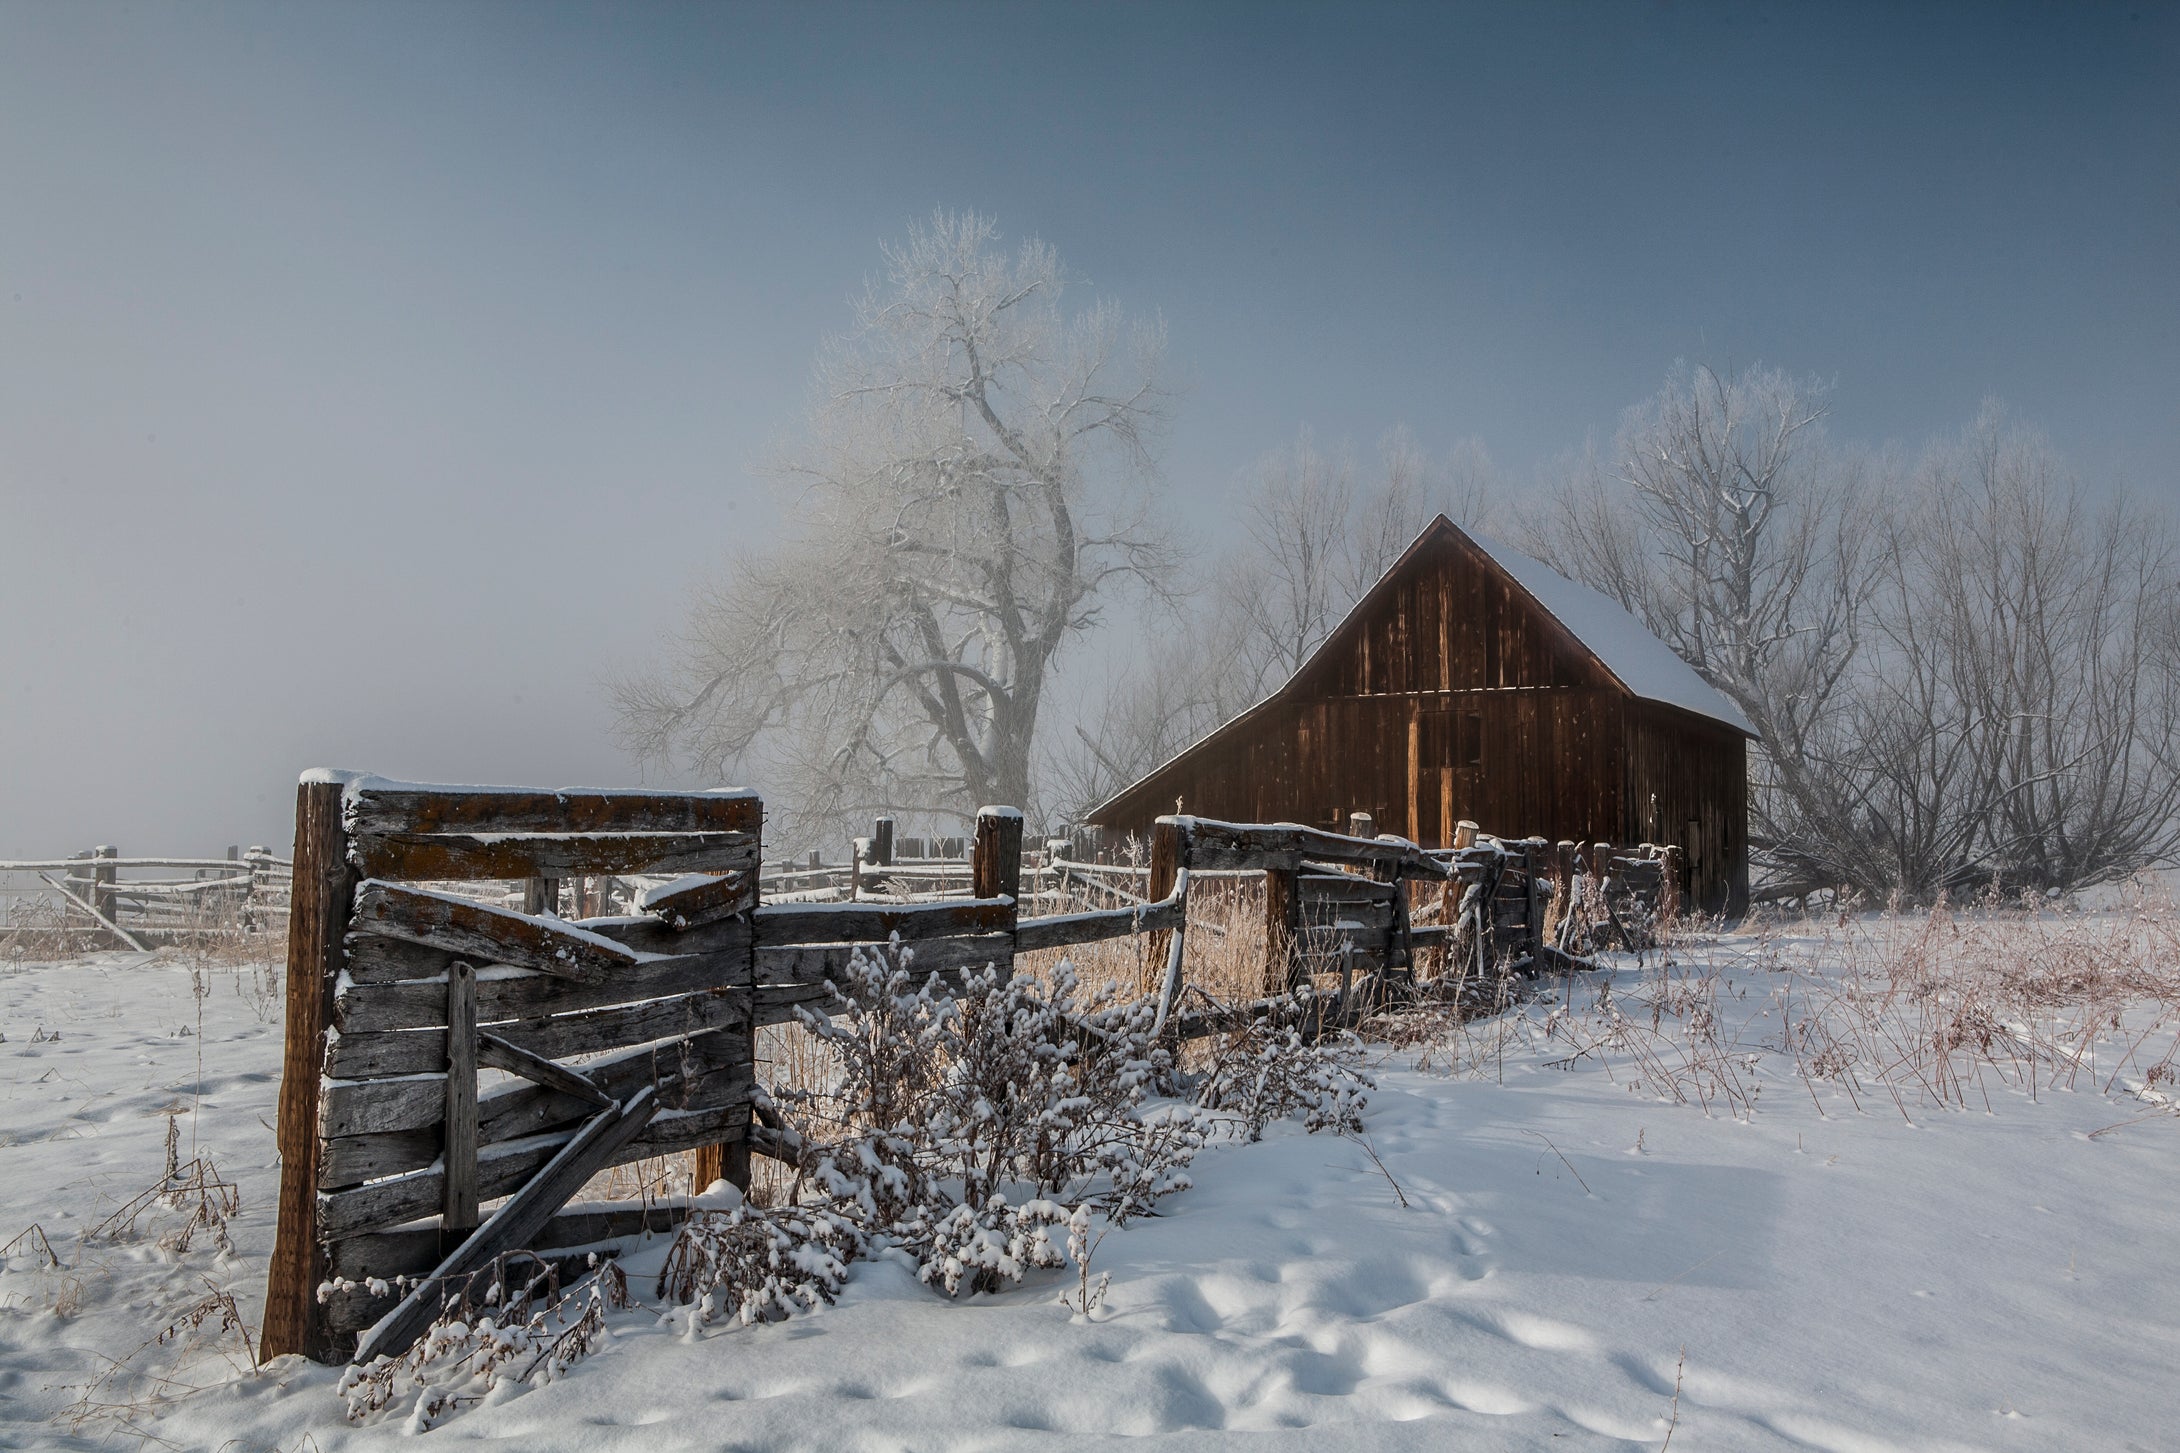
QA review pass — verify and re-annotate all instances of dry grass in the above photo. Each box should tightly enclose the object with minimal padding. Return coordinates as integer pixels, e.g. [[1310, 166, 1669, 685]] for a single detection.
[[1762, 879, 2180, 1119], [1383, 875, 2180, 1125]]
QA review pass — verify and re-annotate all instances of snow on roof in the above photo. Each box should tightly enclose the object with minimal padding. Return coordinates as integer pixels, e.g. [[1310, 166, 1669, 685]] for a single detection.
[[1465, 532, 1756, 737]]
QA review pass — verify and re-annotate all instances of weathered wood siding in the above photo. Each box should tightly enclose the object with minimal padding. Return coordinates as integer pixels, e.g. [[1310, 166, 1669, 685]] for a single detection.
[[1092, 520, 1750, 912], [1622, 700, 1748, 912]]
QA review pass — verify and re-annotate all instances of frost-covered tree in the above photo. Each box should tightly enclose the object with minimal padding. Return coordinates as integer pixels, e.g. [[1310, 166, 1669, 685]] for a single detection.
[[1854, 408, 2180, 896], [1527, 366, 2180, 901], [1523, 363, 1885, 892], [614, 213, 1174, 842]]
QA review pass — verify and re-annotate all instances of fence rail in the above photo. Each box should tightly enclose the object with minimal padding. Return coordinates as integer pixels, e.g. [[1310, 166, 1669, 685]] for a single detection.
[[1, 845, 293, 952]]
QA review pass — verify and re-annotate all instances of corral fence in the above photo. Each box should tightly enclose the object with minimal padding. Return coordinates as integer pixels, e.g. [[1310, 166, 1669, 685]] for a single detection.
[[0, 845, 292, 953], [261, 774, 1682, 1368]]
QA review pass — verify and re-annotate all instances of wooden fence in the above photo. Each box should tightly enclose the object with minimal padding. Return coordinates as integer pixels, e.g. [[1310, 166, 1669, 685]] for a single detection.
[[0, 846, 291, 952], [261, 775, 1680, 1368]]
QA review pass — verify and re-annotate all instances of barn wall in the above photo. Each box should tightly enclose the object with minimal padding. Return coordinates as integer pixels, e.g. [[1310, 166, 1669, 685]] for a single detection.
[[1098, 688, 1629, 852], [1622, 701, 1749, 913], [1292, 530, 1622, 699]]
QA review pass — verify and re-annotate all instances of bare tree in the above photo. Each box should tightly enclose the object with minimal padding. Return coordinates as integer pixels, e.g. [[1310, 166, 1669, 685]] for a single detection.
[[1524, 363, 1884, 892], [614, 213, 1174, 845], [1873, 409, 2180, 894], [1528, 368, 2179, 901], [1215, 430, 1358, 698]]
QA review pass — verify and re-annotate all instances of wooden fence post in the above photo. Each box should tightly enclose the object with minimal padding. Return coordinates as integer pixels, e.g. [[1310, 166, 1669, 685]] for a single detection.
[[1145, 818, 1182, 1001], [1264, 866, 1301, 995], [1661, 843, 1685, 922], [261, 779, 359, 1364], [1347, 811, 1375, 839], [972, 807, 1024, 904], [1525, 839, 1547, 967], [442, 963, 480, 1241], [92, 845, 118, 944], [694, 809, 762, 1201], [871, 816, 895, 868]]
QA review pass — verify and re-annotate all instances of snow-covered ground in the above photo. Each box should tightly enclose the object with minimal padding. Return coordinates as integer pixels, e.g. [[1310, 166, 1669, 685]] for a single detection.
[[4, 925, 2177, 1452]]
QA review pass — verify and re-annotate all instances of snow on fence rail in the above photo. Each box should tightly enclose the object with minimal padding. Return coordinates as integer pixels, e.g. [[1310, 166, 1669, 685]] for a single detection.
[[0, 845, 292, 952], [260, 774, 1684, 1369]]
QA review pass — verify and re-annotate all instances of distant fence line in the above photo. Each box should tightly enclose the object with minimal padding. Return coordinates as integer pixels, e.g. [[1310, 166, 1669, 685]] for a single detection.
[[0, 845, 293, 952]]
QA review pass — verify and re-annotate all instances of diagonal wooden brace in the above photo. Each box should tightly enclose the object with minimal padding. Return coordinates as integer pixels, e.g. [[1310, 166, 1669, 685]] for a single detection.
[[352, 1087, 659, 1367]]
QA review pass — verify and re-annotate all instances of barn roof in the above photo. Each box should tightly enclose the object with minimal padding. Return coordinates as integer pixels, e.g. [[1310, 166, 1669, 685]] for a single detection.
[[1460, 530, 1756, 736], [1088, 515, 1753, 823]]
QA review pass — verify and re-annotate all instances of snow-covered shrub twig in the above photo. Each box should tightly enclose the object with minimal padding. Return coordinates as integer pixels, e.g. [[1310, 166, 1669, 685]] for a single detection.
[[654, 1201, 855, 1326], [336, 1252, 630, 1430], [1186, 989, 1373, 1140]]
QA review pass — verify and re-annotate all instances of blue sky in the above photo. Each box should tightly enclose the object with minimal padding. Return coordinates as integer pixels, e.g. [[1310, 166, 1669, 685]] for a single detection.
[[2, 1, 2175, 852]]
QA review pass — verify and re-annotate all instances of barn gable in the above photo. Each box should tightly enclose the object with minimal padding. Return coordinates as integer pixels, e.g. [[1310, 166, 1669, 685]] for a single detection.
[[1089, 515, 1754, 910]]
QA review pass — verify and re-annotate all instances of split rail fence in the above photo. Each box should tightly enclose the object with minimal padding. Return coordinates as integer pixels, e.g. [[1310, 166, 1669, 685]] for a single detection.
[[0, 846, 291, 952], [261, 775, 1680, 1367]]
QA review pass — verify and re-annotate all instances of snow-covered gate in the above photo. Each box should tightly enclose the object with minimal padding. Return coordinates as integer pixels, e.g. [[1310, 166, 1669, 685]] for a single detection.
[[260, 774, 1029, 1366]]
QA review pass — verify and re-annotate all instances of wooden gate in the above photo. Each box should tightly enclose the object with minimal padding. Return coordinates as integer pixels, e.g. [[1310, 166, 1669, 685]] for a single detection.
[[260, 774, 1033, 1366], [260, 774, 763, 1364]]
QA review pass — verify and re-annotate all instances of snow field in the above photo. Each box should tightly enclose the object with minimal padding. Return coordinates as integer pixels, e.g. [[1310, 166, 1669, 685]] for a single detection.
[[3, 926, 2178, 1451]]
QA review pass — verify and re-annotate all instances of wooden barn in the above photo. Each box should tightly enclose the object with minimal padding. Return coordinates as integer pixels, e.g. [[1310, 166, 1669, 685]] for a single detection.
[[1089, 515, 1756, 911]]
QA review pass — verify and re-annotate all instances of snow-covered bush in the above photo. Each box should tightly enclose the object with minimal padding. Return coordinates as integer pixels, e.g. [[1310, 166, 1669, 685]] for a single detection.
[[1188, 992, 1372, 1140], [654, 1200, 856, 1327], [640, 941, 1375, 1332], [750, 945, 1208, 1296], [337, 1253, 629, 1429]]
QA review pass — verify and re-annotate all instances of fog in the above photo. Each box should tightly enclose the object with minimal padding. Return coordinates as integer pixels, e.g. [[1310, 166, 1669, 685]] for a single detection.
[[2, 2, 2174, 856]]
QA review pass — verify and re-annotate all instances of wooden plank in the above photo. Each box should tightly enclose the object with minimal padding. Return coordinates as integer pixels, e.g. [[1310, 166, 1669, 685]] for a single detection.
[[442, 965, 479, 1232], [753, 898, 1012, 947], [317, 1055, 750, 1189], [1304, 900, 1394, 931], [1016, 897, 1182, 953], [320, 1075, 444, 1141], [333, 935, 745, 1034], [638, 869, 755, 930], [754, 931, 1015, 989], [351, 829, 757, 882], [351, 1087, 661, 1366], [345, 786, 761, 839], [477, 1032, 615, 1108], [329, 984, 749, 1079], [343, 908, 751, 981], [1298, 873, 1397, 904], [1174, 817, 1450, 880], [317, 1055, 748, 1189], [351, 881, 644, 984], [317, 1095, 748, 1243], [262, 779, 358, 1365], [322, 1025, 746, 1167], [335, 933, 451, 985], [328, 1202, 689, 1284]]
